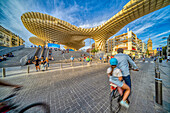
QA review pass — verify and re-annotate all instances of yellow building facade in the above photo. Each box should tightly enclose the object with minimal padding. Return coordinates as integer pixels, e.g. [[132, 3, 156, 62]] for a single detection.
[[106, 28, 147, 57], [147, 38, 154, 56], [0, 25, 25, 47], [21, 0, 169, 51], [106, 29, 139, 56]]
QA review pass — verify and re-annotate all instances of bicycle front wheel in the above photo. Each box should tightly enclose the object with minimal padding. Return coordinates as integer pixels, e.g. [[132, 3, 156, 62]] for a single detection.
[[19, 102, 50, 113], [110, 90, 122, 113]]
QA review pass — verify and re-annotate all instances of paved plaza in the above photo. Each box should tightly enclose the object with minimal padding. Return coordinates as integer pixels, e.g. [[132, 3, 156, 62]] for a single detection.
[[0, 59, 170, 113]]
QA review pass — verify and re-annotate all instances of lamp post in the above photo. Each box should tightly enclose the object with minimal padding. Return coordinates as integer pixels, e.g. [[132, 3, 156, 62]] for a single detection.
[[159, 45, 162, 57]]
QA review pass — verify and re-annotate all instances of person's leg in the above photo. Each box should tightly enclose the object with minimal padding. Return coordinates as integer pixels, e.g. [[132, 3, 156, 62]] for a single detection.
[[123, 75, 131, 103], [119, 83, 130, 108], [121, 83, 130, 101], [123, 75, 131, 89]]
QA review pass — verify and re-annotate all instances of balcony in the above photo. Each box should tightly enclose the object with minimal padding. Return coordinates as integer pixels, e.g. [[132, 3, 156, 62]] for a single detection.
[[0, 35, 4, 39], [6, 38, 9, 41]]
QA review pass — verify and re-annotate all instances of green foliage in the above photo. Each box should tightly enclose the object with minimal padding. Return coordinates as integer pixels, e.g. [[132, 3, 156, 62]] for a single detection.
[[146, 49, 150, 55], [91, 49, 98, 53], [162, 46, 167, 56]]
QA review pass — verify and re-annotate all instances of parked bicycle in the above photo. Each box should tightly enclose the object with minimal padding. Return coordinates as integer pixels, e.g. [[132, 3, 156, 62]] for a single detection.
[[0, 88, 50, 113]]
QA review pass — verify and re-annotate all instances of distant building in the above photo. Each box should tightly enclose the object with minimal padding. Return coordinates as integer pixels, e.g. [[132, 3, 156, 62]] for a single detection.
[[147, 38, 154, 56], [167, 35, 170, 57], [86, 43, 95, 53], [0, 25, 25, 47], [106, 28, 141, 57], [142, 42, 147, 54]]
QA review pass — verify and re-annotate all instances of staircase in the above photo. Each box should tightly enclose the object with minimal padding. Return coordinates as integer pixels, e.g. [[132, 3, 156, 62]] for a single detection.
[[49, 50, 90, 63], [0, 48, 36, 67]]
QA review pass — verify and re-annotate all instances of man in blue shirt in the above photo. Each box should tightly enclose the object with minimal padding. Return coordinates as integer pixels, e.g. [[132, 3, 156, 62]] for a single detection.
[[114, 48, 139, 103]]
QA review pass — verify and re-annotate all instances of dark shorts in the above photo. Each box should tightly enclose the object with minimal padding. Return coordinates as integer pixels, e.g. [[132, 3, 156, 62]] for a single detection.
[[35, 64, 39, 66]]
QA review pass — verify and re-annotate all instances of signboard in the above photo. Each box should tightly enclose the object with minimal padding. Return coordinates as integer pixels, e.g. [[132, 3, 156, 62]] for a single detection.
[[48, 43, 60, 48], [157, 47, 162, 51]]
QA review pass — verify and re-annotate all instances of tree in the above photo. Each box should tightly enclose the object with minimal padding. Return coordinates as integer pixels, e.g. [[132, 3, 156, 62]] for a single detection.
[[91, 49, 98, 53], [162, 45, 167, 58], [146, 49, 150, 56]]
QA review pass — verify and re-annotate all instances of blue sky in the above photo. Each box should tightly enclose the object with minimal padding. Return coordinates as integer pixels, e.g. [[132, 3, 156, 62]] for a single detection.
[[0, 0, 169, 50]]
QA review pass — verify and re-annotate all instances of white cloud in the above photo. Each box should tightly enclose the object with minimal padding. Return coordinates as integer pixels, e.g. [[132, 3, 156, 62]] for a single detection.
[[80, 45, 91, 50], [133, 23, 154, 34], [152, 30, 170, 39], [79, 20, 106, 28]]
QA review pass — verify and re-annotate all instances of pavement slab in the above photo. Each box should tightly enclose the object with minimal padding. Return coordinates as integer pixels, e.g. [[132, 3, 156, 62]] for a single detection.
[[0, 58, 169, 113]]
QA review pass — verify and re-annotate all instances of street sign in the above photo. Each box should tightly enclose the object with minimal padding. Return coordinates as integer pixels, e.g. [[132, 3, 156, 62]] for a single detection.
[[157, 47, 162, 51]]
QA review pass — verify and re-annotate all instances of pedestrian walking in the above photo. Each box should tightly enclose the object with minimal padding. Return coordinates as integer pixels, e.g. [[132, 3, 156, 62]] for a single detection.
[[70, 56, 74, 62], [33, 56, 40, 72], [46, 57, 49, 67], [86, 56, 90, 62], [40, 56, 46, 71]]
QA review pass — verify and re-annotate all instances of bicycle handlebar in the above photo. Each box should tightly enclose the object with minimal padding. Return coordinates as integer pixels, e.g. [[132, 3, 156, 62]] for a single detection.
[[129, 68, 139, 71]]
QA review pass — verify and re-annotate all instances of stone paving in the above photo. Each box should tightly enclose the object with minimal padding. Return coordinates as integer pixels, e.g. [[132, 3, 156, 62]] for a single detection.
[[0, 58, 169, 113], [157, 60, 170, 112]]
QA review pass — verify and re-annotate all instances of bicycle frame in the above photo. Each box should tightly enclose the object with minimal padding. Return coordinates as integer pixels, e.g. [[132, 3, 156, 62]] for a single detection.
[[110, 83, 123, 96]]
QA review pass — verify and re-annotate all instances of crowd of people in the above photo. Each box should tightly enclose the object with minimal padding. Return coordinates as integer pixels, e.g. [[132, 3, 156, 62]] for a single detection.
[[33, 56, 49, 72], [0, 52, 14, 62]]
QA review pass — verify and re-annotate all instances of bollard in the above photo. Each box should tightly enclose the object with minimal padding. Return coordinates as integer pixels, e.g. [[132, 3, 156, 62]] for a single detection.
[[155, 71, 160, 79], [155, 78, 162, 105], [60, 63, 63, 70], [27, 66, 30, 73], [2, 68, 6, 77], [46, 65, 48, 71]]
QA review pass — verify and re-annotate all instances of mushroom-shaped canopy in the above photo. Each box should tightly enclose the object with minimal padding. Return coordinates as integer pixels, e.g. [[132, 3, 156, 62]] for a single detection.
[[29, 37, 45, 46]]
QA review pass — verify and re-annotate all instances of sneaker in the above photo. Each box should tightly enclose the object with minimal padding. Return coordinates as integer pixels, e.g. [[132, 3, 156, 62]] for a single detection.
[[36, 70, 38, 72], [120, 100, 129, 108], [126, 99, 130, 104]]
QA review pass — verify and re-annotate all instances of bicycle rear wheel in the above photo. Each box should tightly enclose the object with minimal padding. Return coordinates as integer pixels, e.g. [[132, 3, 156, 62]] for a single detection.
[[110, 90, 122, 113], [19, 102, 50, 113]]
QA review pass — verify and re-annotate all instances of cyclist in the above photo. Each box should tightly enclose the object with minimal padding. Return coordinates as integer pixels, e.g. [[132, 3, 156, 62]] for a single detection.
[[107, 58, 130, 108], [114, 48, 139, 104]]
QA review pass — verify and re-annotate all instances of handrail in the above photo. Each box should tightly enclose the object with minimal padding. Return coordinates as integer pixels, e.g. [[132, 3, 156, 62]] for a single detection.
[[20, 48, 37, 66], [40, 46, 44, 58]]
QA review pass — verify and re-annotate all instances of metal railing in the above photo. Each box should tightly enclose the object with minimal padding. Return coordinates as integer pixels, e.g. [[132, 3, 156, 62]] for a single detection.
[[1, 59, 106, 77]]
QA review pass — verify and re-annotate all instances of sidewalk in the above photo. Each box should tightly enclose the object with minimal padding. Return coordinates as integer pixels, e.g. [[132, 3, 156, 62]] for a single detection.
[[0, 61, 105, 78], [157, 60, 170, 112]]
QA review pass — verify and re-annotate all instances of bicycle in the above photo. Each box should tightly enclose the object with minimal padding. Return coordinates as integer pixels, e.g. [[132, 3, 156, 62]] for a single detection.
[[110, 83, 123, 113], [110, 68, 139, 113], [0, 88, 50, 113]]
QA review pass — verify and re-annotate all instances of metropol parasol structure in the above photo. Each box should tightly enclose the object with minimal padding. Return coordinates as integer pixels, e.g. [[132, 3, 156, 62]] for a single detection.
[[21, 0, 170, 51]]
